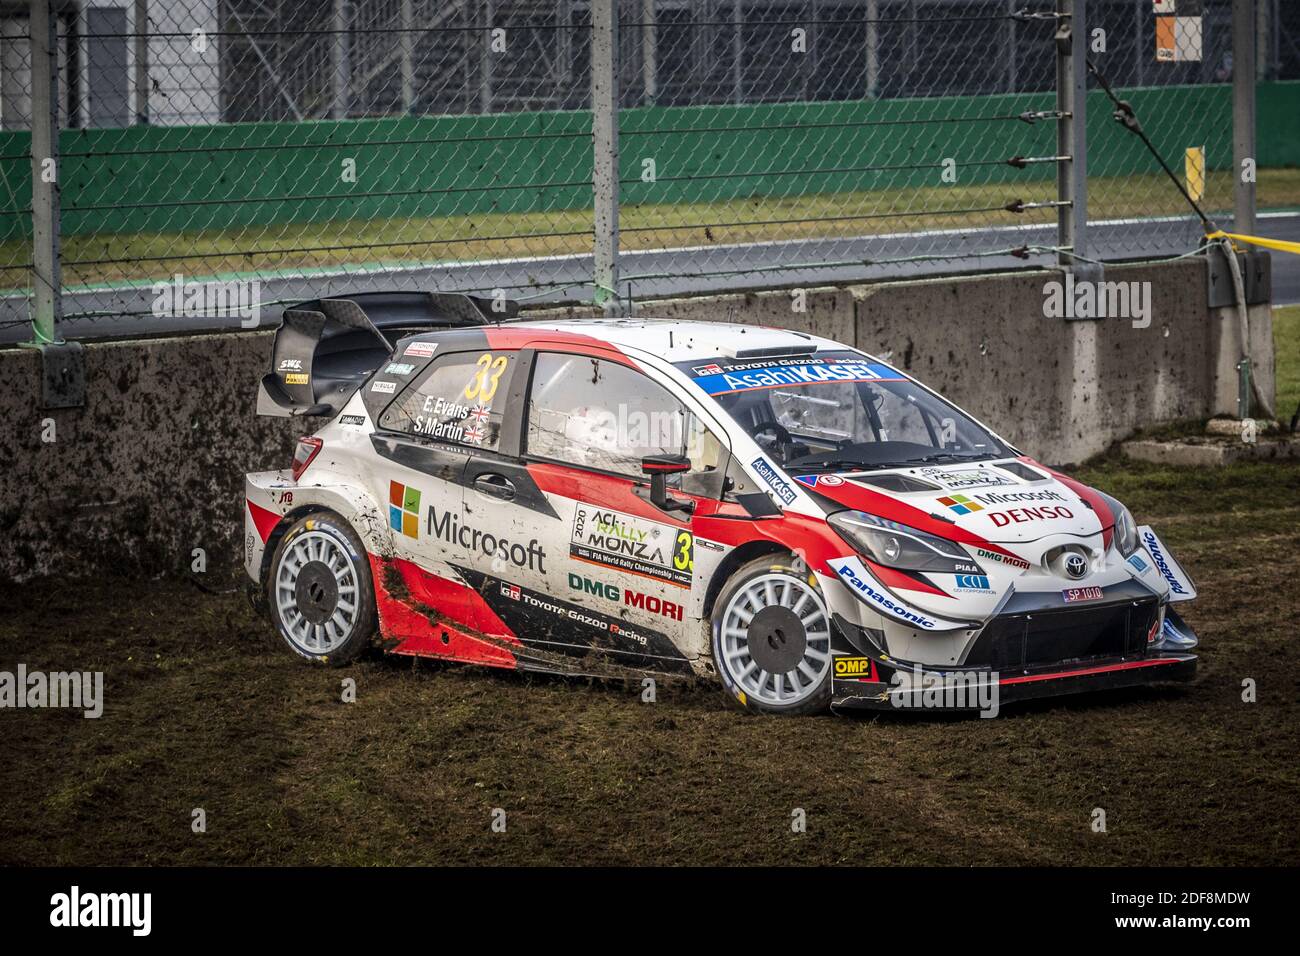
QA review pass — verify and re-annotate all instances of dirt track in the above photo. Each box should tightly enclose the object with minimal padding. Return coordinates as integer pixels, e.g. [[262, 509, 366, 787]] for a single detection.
[[2, 454, 1297, 866]]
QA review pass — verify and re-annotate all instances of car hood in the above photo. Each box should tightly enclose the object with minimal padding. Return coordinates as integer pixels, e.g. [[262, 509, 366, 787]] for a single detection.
[[791, 457, 1112, 547]]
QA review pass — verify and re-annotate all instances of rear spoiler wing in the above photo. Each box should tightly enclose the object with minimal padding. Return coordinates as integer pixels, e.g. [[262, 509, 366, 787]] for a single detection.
[[257, 291, 517, 418]]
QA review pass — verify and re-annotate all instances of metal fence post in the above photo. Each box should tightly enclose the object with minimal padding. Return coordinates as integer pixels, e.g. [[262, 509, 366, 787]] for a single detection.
[[1056, 0, 1090, 272], [331, 0, 351, 120], [29, 0, 61, 345], [591, 0, 620, 314], [1233, 0, 1256, 238], [134, 0, 148, 123], [642, 0, 656, 106]]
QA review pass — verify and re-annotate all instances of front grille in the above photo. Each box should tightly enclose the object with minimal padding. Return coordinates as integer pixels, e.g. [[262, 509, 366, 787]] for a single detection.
[[965, 598, 1158, 671]]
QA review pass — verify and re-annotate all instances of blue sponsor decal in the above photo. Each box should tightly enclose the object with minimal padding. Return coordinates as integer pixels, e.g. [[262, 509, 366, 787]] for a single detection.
[[1141, 530, 1189, 596], [692, 361, 904, 396], [750, 457, 797, 504], [1127, 554, 1149, 574], [954, 574, 991, 591], [833, 561, 937, 630]]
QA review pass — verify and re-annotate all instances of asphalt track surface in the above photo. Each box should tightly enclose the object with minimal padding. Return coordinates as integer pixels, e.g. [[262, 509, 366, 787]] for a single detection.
[[2, 211, 1297, 344]]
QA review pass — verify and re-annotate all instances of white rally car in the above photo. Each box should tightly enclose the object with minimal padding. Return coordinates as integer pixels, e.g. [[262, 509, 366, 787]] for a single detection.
[[244, 292, 1199, 715]]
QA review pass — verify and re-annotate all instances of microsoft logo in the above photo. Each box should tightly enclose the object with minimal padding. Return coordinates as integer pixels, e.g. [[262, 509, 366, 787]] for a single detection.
[[938, 494, 983, 515], [389, 481, 421, 538]]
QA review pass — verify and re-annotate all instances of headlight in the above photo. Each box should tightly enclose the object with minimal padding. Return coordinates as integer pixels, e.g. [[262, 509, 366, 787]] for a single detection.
[[1096, 492, 1138, 557], [828, 511, 978, 573]]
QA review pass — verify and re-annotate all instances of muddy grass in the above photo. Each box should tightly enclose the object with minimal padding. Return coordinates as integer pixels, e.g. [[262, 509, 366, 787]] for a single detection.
[[2, 454, 1297, 866]]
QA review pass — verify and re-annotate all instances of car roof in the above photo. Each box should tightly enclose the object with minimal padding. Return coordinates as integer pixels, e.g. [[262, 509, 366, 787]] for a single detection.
[[414, 317, 849, 363]]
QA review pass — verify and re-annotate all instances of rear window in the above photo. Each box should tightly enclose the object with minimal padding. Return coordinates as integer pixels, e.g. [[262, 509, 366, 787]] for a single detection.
[[379, 349, 518, 451]]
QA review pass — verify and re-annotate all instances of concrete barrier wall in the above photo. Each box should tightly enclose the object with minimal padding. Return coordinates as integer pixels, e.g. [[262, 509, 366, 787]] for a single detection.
[[0, 257, 1267, 582]]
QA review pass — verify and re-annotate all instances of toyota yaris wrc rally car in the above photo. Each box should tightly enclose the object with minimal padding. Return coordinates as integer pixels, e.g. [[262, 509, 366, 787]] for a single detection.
[[244, 291, 1200, 715]]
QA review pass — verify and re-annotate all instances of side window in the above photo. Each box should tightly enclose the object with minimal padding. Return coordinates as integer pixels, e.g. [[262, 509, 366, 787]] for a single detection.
[[379, 350, 517, 451], [526, 352, 723, 489]]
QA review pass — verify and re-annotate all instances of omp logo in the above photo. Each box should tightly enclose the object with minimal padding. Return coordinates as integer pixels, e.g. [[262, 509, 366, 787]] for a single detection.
[[1141, 530, 1189, 595], [750, 457, 797, 505], [833, 562, 937, 629], [50, 886, 151, 936], [937, 494, 982, 515], [566, 573, 684, 621], [389, 481, 421, 538], [833, 657, 874, 678]]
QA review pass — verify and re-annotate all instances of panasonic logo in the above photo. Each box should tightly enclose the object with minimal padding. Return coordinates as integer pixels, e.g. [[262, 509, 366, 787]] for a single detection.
[[834, 563, 936, 629], [1141, 530, 1188, 595]]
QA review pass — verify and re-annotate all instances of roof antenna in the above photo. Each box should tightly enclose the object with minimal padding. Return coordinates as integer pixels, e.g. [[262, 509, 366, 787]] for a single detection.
[[669, 330, 674, 349]]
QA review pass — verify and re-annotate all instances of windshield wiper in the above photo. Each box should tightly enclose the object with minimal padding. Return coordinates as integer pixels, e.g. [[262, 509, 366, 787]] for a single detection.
[[786, 452, 1001, 472]]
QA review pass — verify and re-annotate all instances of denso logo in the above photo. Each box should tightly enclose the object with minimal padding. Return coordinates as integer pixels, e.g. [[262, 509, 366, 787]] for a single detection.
[[988, 505, 1073, 527], [1141, 530, 1189, 595], [833, 562, 936, 629], [566, 573, 684, 621]]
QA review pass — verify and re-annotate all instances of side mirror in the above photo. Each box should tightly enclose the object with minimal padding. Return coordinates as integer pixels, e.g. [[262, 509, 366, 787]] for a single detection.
[[641, 454, 693, 514]]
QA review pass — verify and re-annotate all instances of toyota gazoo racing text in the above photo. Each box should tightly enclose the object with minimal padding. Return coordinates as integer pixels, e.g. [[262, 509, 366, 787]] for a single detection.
[[244, 291, 1200, 716]]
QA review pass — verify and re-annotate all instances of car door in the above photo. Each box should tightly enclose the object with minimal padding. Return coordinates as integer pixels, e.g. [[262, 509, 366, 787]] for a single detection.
[[369, 347, 525, 637], [459, 347, 729, 675]]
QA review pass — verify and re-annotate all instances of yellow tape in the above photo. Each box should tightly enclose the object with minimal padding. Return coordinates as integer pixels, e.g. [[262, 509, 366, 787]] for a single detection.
[[1205, 229, 1300, 256], [1184, 147, 1205, 203]]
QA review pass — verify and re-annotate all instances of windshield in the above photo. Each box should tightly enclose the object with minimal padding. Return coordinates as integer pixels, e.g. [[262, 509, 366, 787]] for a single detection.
[[676, 351, 1011, 472]]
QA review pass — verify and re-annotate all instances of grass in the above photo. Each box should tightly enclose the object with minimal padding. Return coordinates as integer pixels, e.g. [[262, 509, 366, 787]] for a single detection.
[[1, 454, 1297, 866], [3, 168, 1297, 290]]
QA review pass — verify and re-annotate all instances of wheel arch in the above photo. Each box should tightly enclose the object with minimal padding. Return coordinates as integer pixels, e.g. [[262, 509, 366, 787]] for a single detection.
[[703, 539, 793, 620], [257, 503, 332, 587]]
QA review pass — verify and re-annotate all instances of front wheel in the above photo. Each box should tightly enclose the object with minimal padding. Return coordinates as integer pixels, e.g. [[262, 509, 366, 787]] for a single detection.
[[711, 556, 833, 715], [266, 512, 377, 665]]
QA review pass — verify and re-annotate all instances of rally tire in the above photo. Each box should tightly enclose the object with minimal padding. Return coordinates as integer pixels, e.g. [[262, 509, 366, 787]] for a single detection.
[[266, 512, 377, 665], [711, 556, 833, 715]]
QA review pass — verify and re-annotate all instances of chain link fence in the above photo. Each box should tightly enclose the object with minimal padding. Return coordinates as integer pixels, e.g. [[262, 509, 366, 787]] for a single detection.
[[0, 0, 1290, 337]]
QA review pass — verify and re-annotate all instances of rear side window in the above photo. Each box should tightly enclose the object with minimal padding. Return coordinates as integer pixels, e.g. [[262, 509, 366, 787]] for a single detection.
[[380, 350, 517, 451], [526, 352, 723, 486]]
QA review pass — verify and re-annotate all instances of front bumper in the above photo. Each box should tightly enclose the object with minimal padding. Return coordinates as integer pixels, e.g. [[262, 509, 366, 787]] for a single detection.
[[828, 600, 1200, 714], [832, 653, 1196, 713]]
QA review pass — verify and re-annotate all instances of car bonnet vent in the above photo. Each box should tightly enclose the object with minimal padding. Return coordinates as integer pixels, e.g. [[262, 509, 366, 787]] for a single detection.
[[859, 474, 942, 493], [996, 460, 1048, 482]]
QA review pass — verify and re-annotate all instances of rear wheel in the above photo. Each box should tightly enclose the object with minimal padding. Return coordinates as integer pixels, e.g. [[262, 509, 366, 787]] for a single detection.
[[711, 556, 833, 715], [266, 512, 376, 665]]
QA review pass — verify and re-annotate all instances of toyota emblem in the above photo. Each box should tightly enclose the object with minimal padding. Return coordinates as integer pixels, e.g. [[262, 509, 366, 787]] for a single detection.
[[1064, 553, 1088, 579]]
